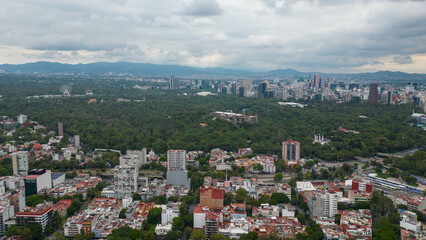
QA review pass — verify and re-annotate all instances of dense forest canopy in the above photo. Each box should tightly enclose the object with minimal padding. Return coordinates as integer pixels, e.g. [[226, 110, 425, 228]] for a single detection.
[[0, 75, 424, 163]]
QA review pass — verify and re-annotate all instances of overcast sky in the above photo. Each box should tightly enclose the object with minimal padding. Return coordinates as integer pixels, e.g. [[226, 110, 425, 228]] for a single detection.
[[1, 0, 426, 73]]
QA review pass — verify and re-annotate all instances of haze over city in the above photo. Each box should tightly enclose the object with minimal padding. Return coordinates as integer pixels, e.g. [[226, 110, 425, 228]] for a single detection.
[[1, 0, 426, 73]]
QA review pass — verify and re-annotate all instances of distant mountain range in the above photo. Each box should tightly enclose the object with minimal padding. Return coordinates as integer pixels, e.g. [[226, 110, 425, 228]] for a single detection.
[[1, 61, 425, 82]]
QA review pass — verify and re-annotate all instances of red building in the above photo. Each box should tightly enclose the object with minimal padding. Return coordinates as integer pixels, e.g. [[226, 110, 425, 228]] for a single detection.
[[200, 186, 224, 209], [351, 180, 373, 193]]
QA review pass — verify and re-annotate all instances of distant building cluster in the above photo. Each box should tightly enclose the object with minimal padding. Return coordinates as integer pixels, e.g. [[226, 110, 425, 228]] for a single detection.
[[63, 198, 154, 238], [233, 155, 276, 174], [189, 74, 425, 113]]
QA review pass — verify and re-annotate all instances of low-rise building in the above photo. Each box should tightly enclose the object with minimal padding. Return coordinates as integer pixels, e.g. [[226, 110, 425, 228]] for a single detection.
[[296, 181, 315, 192], [347, 190, 372, 204], [16, 203, 53, 232], [211, 112, 258, 124], [161, 202, 180, 225], [321, 226, 348, 240], [340, 209, 372, 240], [53, 199, 72, 216], [400, 210, 422, 233], [216, 163, 232, 171], [64, 198, 122, 238], [155, 223, 172, 235], [252, 203, 280, 217], [247, 216, 306, 239]]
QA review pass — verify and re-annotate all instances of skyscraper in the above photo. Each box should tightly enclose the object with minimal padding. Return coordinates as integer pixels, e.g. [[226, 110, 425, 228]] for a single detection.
[[169, 76, 180, 89], [57, 122, 63, 137], [282, 140, 300, 162], [166, 150, 190, 186], [386, 91, 392, 105], [231, 83, 237, 95], [264, 80, 270, 89], [257, 82, 267, 98], [238, 87, 245, 97], [201, 80, 211, 89], [319, 78, 325, 89], [368, 83, 379, 104], [314, 75, 320, 88], [240, 79, 253, 92]]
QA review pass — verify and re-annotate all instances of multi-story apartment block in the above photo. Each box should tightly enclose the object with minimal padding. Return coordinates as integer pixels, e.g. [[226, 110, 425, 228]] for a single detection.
[[114, 165, 138, 198], [166, 150, 190, 187], [12, 151, 28, 177], [16, 203, 53, 232]]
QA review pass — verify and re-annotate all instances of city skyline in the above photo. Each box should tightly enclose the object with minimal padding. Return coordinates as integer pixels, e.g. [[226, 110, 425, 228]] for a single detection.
[[1, 0, 426, 73]]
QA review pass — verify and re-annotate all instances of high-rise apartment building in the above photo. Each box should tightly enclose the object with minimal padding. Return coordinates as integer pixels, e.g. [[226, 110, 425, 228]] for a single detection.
[[368, 83, 379, 104], [308, 192, 338, 218], [166, 150, 190, 186], [282, 140, 300, 162], [12, 151, 28, 177], [114, 165, 138, 198]]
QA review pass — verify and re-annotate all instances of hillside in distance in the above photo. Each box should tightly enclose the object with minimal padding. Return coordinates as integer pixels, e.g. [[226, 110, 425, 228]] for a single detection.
[[1, 61, 426, 82]]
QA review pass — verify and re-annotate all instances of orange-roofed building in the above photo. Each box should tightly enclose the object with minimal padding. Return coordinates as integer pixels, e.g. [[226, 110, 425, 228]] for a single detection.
[[200, 186, 224, 209], [53, 199, 73, 216], [31, 143, 43, 152]]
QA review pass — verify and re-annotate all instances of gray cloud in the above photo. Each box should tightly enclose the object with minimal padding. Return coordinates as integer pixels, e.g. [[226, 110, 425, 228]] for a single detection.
[[0, 0, 425, 72], [393, 55, 413, 64], [181, 0, 222, 16]]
